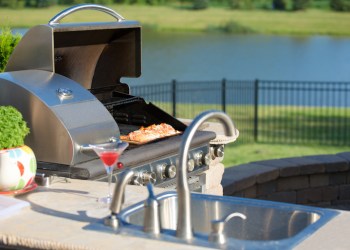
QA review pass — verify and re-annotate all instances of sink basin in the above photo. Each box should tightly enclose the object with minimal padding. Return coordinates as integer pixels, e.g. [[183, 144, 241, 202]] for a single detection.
[[119, 191, 338, 249]]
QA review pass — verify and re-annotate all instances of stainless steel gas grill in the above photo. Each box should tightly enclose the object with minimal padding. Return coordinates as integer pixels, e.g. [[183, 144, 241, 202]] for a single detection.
[[0, 4, 217, 192]]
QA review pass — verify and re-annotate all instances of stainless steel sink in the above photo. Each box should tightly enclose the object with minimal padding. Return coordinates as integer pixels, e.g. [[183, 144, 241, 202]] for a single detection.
[[119, 191, 338, 249]]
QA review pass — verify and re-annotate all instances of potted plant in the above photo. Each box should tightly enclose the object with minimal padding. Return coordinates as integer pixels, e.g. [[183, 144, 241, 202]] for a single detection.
[[0, 106, 36, 192]]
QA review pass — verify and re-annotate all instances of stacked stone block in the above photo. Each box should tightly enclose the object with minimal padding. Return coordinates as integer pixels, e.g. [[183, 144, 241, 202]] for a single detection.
[[222, 152, 350, 209]]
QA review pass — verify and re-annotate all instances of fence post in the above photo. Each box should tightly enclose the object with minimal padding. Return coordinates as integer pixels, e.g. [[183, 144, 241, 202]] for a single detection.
[[222, 78, 226, 113], [253, 79, 259, 142], [172, 79, 176, 117]]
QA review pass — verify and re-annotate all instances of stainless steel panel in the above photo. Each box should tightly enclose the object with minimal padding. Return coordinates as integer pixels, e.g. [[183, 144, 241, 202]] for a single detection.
[[5, 21, 141, 91], [0, 70, 119, 165], [0, 70, 94, 106], [6, 25, 54, 72]]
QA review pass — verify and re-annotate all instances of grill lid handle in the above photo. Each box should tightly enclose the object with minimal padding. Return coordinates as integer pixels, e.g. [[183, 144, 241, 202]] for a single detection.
[[80, 137, 118, 154], [49, 3, 125, 25]]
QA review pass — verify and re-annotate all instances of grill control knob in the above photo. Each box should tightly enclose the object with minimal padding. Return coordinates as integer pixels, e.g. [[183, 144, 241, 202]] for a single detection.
[[158, 164, 176, 179], [164, 164, 177, 179], [204, 153, 211, 166], [214, 145, 225, 158], [187, 159, 195, 172], [142, 172, 157, 185], [194, 151, 203, 167]]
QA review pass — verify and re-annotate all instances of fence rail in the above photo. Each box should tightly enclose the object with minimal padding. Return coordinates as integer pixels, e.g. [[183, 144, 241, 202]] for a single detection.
[[130, 79, 350, 146]]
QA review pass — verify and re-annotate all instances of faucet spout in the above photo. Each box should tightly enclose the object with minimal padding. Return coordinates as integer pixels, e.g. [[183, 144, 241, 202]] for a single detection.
[[110, 169, 135, 214], [105, 169, 135, 229], [176, 110, 236, 240]]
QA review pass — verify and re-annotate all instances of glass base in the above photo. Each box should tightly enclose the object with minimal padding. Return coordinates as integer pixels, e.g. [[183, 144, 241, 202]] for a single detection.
[[98, 196, 112, 204]]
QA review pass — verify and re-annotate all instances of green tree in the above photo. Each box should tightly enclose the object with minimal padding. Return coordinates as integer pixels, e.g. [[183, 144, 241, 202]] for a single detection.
[[0, 0, 25, 8], [330, 0, 350, 11], [228, 0, 253, 9], [26, 0, 57, 7], [192, 0, 209, 9], [273, 0, 287, 9], [146, 0, 156, 5], [93, 0, 113, 4], [58, 0, 113, 4], [292, 0, 310, 10], [57, 0, 86, 4]]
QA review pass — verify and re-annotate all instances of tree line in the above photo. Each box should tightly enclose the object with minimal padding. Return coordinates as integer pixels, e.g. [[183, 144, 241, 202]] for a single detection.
[[0, 0, 349, 11]]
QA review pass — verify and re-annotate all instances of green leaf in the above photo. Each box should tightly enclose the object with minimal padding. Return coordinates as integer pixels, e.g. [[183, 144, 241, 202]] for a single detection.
[[0, 106, 30, 149]]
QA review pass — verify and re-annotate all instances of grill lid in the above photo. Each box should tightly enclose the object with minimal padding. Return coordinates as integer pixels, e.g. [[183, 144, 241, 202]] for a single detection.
[[6, 4, 141, 93], [0, 5, 142, 166]]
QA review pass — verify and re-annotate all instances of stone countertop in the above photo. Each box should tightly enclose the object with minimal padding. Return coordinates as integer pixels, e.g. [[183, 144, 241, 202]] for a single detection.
[[0, 178, 350, 250], [0, 178, 208, 250], [297, 211, 350, 250]]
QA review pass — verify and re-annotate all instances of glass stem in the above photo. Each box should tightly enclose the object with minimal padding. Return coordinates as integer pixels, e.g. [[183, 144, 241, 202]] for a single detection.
[[107, 172, 113, 201]]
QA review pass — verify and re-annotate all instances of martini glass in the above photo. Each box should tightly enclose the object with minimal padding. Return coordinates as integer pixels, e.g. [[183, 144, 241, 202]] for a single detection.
[[90, 141, 129, 204]]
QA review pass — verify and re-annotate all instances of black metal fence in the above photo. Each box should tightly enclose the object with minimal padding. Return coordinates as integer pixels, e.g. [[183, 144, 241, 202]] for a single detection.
[[130, 79, 350, 146]]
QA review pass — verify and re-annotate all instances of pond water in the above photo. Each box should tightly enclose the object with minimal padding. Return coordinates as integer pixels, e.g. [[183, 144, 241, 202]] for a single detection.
[[13, 29, 350, 85], [131, 31, 350, 85]]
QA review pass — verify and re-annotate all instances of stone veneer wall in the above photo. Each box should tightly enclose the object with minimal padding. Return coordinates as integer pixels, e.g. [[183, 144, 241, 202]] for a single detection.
[[222, 152, 350, 209], [203, 157, 225, 195]]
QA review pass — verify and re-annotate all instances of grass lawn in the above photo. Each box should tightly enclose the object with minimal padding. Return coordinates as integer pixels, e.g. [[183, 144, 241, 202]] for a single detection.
[[223, 142, 350, 167], [148, 100, 350, 143], [144, 101, 350, 167], [1, 5, 350, 36]]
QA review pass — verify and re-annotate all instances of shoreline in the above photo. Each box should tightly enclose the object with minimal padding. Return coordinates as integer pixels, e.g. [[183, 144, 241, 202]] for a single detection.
[[1, 5, 350, 37]]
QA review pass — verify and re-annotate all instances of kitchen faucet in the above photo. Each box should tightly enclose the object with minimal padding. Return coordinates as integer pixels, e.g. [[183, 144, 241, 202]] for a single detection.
[[105, 169, 135, 229], [176, 110, 237, 240]]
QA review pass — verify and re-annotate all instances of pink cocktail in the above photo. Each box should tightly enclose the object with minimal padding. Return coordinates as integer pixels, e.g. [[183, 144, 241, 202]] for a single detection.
[[90, 141, 128, 204], [100, 152, 119, 172]]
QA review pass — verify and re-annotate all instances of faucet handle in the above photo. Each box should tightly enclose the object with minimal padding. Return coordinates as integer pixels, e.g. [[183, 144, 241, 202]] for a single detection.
[[208, 212, 246, 245], [143, 183, 161, 235], [146, 182, 156, 199]]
